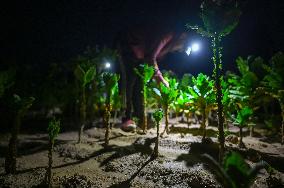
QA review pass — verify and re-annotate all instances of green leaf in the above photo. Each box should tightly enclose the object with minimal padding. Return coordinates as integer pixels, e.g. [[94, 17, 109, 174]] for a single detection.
[[201, 0, 241, 36], [102, 72, 120, 106], [236, 57, 249, 76], [153, 108, 164, 123], [235, 106, 253, 126], [134, 64, 154, 84], [47, 118, 61, 141], [152, 78, 178, 108], [84, 66, 96, 86], [223, 151, 251, 187]]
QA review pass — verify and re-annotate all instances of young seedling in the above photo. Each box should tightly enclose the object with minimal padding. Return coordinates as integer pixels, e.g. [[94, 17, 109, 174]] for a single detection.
[[234, 107, 253, 148], [203, 151, 270, 188], [171, 92, 183, 126], [74, 64, 96, 143], [46, 118, 60, 188], [102, 72, 119, 147], [153, 78, 178, 137], [5, 95, 34, 174], [134, 64, 155, 133], [152, 109, 164, 158], [187, 73, 215, 142], [174, 91, 194, 127]]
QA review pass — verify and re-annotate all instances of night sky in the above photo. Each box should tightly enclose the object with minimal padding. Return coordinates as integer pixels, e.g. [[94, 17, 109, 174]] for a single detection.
[[1, 0, 284, 76]]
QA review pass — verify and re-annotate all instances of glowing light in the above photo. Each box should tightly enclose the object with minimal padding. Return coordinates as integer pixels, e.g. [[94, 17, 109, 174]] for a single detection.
[[105, 62, 111, 69], [186, 47, 192, 55], [191, 43, 200, 52], [185, 42, 201, 56]]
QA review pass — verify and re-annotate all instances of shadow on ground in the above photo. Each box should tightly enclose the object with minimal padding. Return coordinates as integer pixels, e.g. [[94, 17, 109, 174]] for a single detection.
[[175, 141, 219, 167], [108, 157, 154, 188], [53, 137, 155, 170], [0, 137, 69, 158]]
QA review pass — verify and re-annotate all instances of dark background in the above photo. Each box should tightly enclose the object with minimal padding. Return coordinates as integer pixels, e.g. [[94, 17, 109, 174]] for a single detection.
[[1, 0, 284, 76]]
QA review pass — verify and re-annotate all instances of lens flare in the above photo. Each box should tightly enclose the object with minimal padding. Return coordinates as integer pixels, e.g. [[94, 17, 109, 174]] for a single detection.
[[191, 43, 200, 52], [105, 62, 111, 68]]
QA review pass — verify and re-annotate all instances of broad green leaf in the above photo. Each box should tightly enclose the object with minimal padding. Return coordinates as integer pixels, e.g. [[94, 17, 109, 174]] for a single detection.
[[235, 106, 253, 126], [134, 64, 154, 84], [84, 66, 96, 86]]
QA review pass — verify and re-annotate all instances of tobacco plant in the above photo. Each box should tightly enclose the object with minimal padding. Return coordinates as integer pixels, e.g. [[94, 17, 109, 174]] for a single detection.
[[153, 78, 178, 137], [187, 0, 241, 160], [101, 72, 119, 147], [171, 91, 193, 126], [152, 108, 163, 158], [46, 118, 60, 188], [225, 57, 261, 136], [134, 64, 155, 133], [233, 107, 253, 148], [74, 63, 96, 143], [187, 73, 216, 141]]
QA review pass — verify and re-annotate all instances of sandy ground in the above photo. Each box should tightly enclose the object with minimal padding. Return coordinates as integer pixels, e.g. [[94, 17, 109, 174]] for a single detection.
[[0, 120, 284, 188]]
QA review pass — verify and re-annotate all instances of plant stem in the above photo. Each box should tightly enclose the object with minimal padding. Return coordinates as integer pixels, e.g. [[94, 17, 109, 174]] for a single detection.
[[46, 140, 53, 188], [239, 127, 245, 148], [212, 36, 225, 161], [78, 86, 86, 143], [250, 126, 254, 137], [202, 108, 207, 141], [175, 111, 179, 125], [186, 114, 190, 128], [161, 105, 169, 136], [280, 103, 284, 145], [153, 122, 159, 158], [142, 85, 147, 133], [104, 106, 111, 147]]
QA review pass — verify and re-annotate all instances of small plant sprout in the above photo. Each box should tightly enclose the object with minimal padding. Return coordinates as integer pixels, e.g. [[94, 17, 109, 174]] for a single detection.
[[46, 118, 60, 188], [153, 78, 178, 137], [234, 106, 254, 148], [102, 72, 119, 147], [74, 63, 96, 143], [152, 108, 164, 158]]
